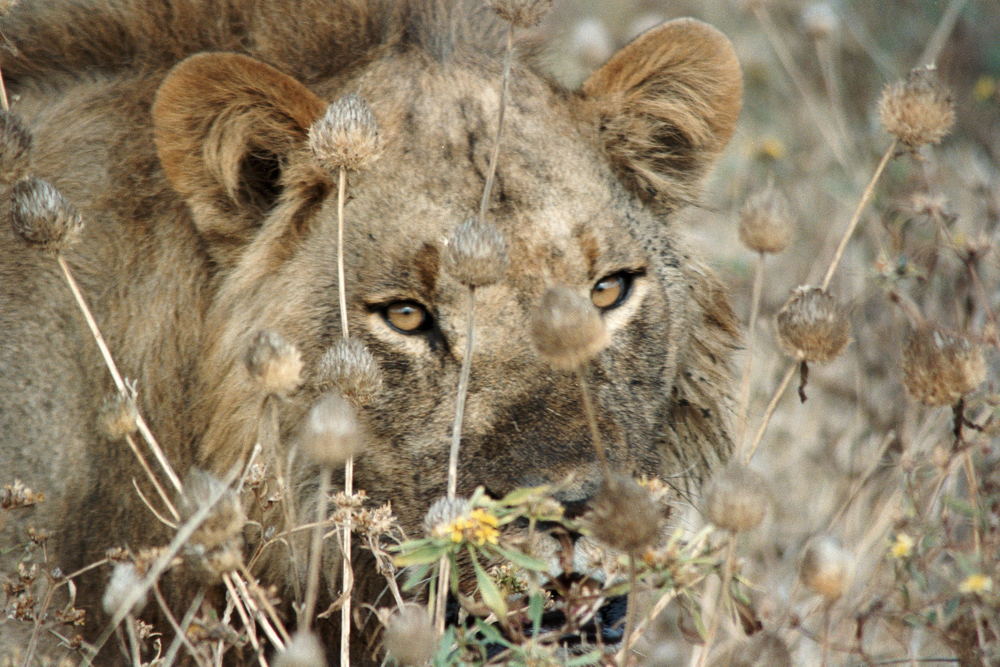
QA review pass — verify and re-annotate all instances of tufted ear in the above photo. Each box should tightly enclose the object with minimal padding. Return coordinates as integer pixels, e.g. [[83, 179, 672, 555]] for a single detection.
[[580, 18, 742, 213], [153, 52, 326, 262]]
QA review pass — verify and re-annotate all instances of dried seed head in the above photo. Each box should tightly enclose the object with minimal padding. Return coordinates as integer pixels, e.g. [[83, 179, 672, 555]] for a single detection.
[[315, 338, 383, 406], [298, 393, 363, 467], [10, 177, 83, 252], [799, 535, 851, 600], [309, 93, 380, 172], [878, 66, 955, 148], [703, 463, 770, 532], [776, 286, 850, 362], [738, 182, 794, 254], [383, 603, 437, 666], [181, 469, 245, 550], [530, 286, 610, 370], [486, 0, 553, 27], [902, 327, 986, 406], [97, 391, 139, 441], [102, 563, 147, 616], [1, 480, 45, 509], [801, 3, 839, 40], [245, 330, 303, 397], [423, 496, 471, 537], [0, 111, 32, 185], [587, 474, 662, 553], [443, 218, 509, 288], [275, 630, 325, 667]]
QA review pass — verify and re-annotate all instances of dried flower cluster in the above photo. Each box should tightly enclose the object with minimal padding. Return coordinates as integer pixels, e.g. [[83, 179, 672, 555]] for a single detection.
[[739, 182, 794, 254], [245, 330, 304, 397], [442, 218, 509, 288], [588, 473, 662, 553], [97, 391, 139, 440], [9, 177, 83, 252], [703, 463, 770, 533], [315, 338, 383, 406]]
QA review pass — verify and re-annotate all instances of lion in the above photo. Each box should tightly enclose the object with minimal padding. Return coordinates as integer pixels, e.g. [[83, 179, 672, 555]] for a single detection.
[[0, 0, 741, 662]]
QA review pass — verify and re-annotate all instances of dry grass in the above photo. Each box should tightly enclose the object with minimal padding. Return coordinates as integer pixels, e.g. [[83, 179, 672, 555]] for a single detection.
[[2, 0, 998, 665]]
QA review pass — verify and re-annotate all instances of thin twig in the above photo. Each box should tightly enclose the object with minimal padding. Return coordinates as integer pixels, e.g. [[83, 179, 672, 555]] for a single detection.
[[478, 23, 514, 224], [576, 367, 609, 478], [695, 539, 736, 667], [222, 573, 268, 666], [736, 252, 766, 448], [744, 362, 797, 463], [448, 287, 476, 500], [233, 568, 289, 649], [302, 466, 331, 628], [156, 585, 207, 667], [918, 0, 969, 67]]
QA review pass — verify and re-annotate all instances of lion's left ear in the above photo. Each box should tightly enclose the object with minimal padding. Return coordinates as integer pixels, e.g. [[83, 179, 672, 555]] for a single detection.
[[579, 18, 742, 213]]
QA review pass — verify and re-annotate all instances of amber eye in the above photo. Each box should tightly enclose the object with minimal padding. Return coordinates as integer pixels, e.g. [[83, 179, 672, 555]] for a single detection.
[[382, 301, 431, 334], [591, 272, 633, 310]]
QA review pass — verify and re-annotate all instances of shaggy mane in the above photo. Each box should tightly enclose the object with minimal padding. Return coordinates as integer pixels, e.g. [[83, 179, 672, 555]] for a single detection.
[[0, 0, 504, 86]]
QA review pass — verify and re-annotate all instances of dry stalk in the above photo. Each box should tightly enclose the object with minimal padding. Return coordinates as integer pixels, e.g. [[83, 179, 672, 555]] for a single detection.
[[576, 367, 609, 478], [233, 567, 290, 648], [222, 572, 268, 665], [693, 538, 737, 667], [620, 554, 640, 665], [302, 466, 332, 628], [735, 252, 766, 448], [155, 584, 207, 667]]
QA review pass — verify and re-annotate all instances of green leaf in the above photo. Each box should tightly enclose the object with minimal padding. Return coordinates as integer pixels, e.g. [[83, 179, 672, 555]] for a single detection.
[[402, 562, 433, 592], [565, 650, 603, 666], [394, 540, 448, 567], [469, 546, 508, 618], [497, 485, 549, 506], [529, 591, 543, 637], [490, 545, 549, 572]]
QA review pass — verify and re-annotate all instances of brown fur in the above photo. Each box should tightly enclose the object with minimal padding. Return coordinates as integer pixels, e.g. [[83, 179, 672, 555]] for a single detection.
[[0, 1, 741, 663]]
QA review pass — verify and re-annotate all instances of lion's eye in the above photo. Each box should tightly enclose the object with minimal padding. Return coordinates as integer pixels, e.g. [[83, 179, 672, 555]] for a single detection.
[[382, 301, 432, 334], [591, 272, 633, 310]]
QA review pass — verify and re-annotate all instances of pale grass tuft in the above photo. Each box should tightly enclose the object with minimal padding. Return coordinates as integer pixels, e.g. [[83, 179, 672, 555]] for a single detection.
[[530, 286, 609, 370], [775, 285, 850, 363], [383, 603, 437, 666], [245, 330, 304, 397], [97, 391, 138, 440], [102, 563, 147, 616], [878, 66, 955, 148], [9, 177, 83, 252], [309, 93, 381, 172], [901, 326, 986, 406]]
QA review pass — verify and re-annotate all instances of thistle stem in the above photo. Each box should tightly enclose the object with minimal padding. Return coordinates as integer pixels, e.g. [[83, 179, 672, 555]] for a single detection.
[[621, 554, 640, 665], [694, 538, 736, 667], [736, 252, 766, 449], [302, 466, 331, 628], [478, 24, 514, 224], [576, 367, 609, 478], [448, 287, 477, 500]]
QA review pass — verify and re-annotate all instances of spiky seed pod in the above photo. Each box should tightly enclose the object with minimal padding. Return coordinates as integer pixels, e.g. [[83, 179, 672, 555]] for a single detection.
[[587, 474, 662, 553], [530, 286, 610, 370], [738, 183, 794, 254], [309, 93, 380, 172], [10, 177, 83, 252], [443, 218, 509, 288], [902, 327, 986, 406], [315, 338, 383, 406], [97, 392, 138, 441], [383, 604, 437, 666], [245, 330, 303, 397], [274, 630, 325, 667], [102, 563, 147, 616], [801, 3, 839, 40], [799, 535, 851, 600], [0, 111, 32, 185], [703, 463, 770, 533], [423, 496, 471, 537], [298, 393, 363, 467], [485, 0, 553, 27], [180, 469, 245, 550], [776, 286, 850, 362], [878, 66, 955, 148]]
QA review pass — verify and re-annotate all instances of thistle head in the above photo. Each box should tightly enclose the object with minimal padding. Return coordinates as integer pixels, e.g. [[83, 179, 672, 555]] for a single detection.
[[10, 177, 83, 252], [315, 338, 383, 406], [245, 330, 303, 397], [530, 286, 609, 370], [799, 535, 852, 600], [180, 469, 245, 551], [102, 563, 147, 616], [878, 66, 955, 148], [298, 393, 364, 467], [309, 93, 381, 172], [97, 391, 138, 441], [587, 473, 662, 554], [274, 631, 325, 667], [383, 603, 437, 666], [703, 463, 770, 533], [738, 182, 794, 254], [776, 286, 850, 363], [902, 326, 986, 406], [442, 218, 509, 288]]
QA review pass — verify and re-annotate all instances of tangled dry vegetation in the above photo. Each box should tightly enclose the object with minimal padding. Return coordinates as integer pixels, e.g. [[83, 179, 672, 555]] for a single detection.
[[2, 0, 998, 665]]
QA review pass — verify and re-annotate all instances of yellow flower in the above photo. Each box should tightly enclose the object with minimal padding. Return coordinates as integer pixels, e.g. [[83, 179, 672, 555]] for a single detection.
[[435, 507, 500, 545], [973, 75, 996, 103], [959, 573, 993, 595], [890, 533, 914, 559]]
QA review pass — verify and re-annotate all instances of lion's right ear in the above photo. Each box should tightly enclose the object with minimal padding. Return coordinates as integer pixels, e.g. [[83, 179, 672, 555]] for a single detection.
[[153, 53, 326, 259]]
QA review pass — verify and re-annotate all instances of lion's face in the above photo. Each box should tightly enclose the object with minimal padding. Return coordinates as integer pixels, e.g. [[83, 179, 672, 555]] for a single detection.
[[151, 18, 741, 565]]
